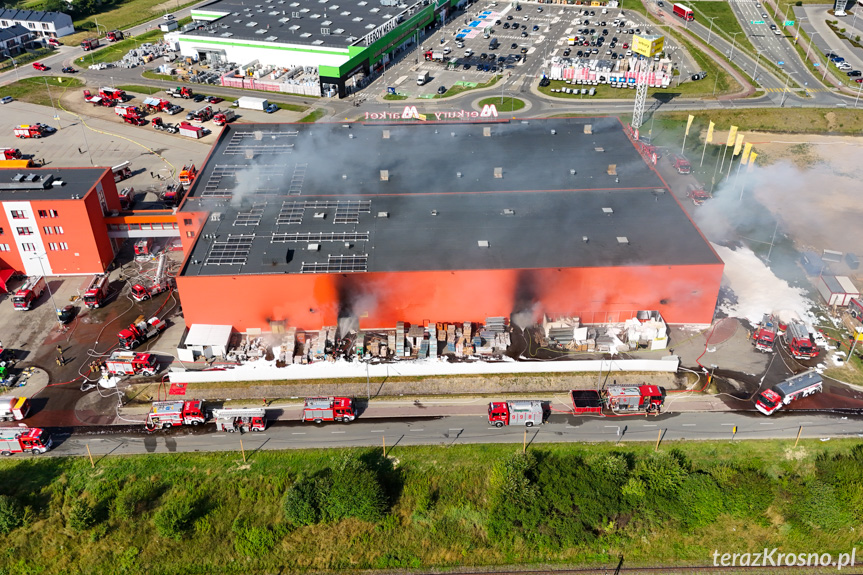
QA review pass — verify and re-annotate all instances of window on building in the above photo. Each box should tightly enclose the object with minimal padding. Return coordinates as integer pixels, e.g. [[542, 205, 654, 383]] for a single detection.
[[10, 210, 26, 219], [53, 226, 63, 234], [0, 245, 9, 252], [27, 23, 35, 29], [186, 231, 195, 238], [38, 209, 58, 218], [16, 227, 32, 235], [0, 21, 8, 27], [184, 218, 192, 225], [41, 23, 49, 29], [60, 242, 68, 250], [43, 226, 52, 235], [0, 227, 4, 235], [48, 242, 69, 251], [21, 243, 35, 252]]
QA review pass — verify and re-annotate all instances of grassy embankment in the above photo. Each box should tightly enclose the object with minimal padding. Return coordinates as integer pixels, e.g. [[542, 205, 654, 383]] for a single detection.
[[0, 438, 862, 574], [0, 76, 84, 107], [298, 108, 327, 123], [478, 96, 525, 111]]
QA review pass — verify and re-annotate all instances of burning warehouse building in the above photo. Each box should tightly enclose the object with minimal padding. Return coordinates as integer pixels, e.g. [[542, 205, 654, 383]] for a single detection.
[[175, 117, 723, 332]]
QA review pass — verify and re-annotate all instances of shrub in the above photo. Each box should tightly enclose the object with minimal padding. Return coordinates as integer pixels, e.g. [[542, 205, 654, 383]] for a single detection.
[[67, 499, 95, 531], [0, 495, 23, 534], [283, 475, 321, 526], [676, 473, 723, 528], [154, 496, 196, 540], [794, 480, 853, 532], [113, 481, 161, 520], [321, 458, 386, 522], [232, 517, 280, 556]]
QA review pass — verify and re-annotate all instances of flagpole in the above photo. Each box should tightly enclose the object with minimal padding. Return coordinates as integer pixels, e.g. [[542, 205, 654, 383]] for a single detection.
[[735, 160, 745, 200], [727, 151, 735, 176], [700, 139, 708, 167], [681, 132, 687, 155]]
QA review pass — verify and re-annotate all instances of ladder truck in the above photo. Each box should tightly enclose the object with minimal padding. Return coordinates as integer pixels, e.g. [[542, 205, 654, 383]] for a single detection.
[[212, 408, 267, 432], [131, 253, 171, 301]]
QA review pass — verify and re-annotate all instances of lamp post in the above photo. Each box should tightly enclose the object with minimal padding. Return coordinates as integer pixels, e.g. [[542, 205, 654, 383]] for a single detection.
[[855, 77, 863, 108], [753, 49, 763, 81], [43, 77, 61, 129], [779, 70, 795, 106], [804, 31, 818, 62], [728, 31, 742, 60], [705, 16, 717, 44], [30, 253, 62, 328]]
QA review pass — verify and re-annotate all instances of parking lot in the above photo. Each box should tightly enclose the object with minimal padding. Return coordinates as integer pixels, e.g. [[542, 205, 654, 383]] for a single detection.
[[384, 2, 693, 98]]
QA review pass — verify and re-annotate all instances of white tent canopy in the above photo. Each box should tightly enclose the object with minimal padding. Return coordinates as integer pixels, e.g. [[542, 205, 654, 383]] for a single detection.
[[180, 324, 233, 360]]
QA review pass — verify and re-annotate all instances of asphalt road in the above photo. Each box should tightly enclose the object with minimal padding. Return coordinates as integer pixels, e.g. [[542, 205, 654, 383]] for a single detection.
[[44, 410, 863, 458]]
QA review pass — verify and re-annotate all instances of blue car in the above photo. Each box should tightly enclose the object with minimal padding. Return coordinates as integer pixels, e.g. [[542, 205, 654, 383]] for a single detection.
[[264, 103, 278, 113]]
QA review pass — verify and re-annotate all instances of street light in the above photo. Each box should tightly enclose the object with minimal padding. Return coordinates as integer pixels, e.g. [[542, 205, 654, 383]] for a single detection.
[[29, 253, 62, 328], [805, 31, 819, 62], [728, 31, 742, 60], [705, 16, 718, 44], [779, 70, 796, 106], [752, 49, 763, 81], [855, 77, 863, 108]]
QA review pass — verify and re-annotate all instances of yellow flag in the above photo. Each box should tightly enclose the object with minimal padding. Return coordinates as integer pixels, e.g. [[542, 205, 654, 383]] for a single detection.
[[705, 121, 715, 143], [733, 133, 745, 156], [740, 142, 753, 165], [747, 152, 758, 172], [685, 114, 694, 136], [726, 125, 738, 147]]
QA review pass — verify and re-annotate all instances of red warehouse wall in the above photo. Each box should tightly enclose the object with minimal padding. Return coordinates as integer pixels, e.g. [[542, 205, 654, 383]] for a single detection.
[[0, 208, 23, 273], [177, 264, 723, 332]]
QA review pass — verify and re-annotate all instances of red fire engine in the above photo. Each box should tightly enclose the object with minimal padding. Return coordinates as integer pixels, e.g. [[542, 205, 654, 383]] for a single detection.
[[81, 37, 100, 50], [146, 400, 205, 430], [106, 30, 124, 42], [0, 428, 51, 455], [604, 384, 666, 413], [14, 124, 53, 139], [0, 397, 31, 422], [752, 313, 778, 352], [118, 317, 167, 349], [301, 397, 356, 423], [134, 238, 153, 257], [1, 148, 22, 160], [104, 351, 159, 376], [671, 155, 691, 174], [131, 253, 171, 301], [755, 370, 822, 415], [83, 274, 110, 308], [178, 164, 198, 186], [12, 276, 46, 310], [786, 322, 818, 360], [488, 400, 545, 427], [212, 408, 267, 432]]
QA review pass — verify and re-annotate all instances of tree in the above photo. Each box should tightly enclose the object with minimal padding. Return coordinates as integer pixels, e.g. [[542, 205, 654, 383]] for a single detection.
[[0, 495, 23, 534], [283, 474, 321, 526]]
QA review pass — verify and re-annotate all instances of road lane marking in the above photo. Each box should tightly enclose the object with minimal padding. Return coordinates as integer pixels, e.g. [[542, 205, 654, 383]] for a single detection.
[[370, 429, 385, 432], [721, 423, 736, 426], [331, 431, 346, 434], [409, 429, 425, 432], [643, 424, 657, 427], [681, 424, 696, 426], [759, 422, 774, 425], [291, 432, 306, 435]]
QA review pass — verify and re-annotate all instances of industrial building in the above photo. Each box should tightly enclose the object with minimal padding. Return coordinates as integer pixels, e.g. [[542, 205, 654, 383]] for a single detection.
[[182, 0, 462, 97], [0, 167, 123, 289], [175, 117, 724, 332]]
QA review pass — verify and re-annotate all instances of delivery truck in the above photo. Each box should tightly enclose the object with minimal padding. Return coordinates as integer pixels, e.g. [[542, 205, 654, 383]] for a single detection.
[[235, 96, 268, 111]]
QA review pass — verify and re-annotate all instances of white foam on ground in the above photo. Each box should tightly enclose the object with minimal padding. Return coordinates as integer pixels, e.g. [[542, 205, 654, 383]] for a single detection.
[[712, 244, 813, 324]]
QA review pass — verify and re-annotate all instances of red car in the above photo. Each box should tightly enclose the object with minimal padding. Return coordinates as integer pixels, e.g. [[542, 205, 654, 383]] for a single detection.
[[206, 96, 223, 104], [32, 62, 48, 71]]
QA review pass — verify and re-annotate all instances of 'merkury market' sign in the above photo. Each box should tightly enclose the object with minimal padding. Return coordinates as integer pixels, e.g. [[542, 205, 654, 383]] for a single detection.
[[364, 104, 499, 121]]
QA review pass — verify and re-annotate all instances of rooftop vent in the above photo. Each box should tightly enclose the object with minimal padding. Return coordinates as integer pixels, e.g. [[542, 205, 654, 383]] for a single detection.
[[617, 237, 629, 245], [313, 212, 325, 219], [307, 243, 320, 251], [300, 32, 312, 37], [494, 167, 502, 178], [583, 236, 589, 243], [245, 149, 255, 160], [382, 129, 390, 139], [430, 210, 438, 216], [584, 124, 592, 134], [478, 240, 489, 248], [607, 164, 617, 175], [254, 130, 263, 140], [503, 209, 515, 215], [377, 211, 389, 218], [602, 207, 613, 215], [550, 129, 556, 135], [380, 169, 389, 181], [483, 127, 491, 137], [245, 21, 258, 26], [594, 147, 604, 152], [211, 212, 222, 221]]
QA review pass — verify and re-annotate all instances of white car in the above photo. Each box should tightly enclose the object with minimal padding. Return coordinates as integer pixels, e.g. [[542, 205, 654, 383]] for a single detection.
[[772, 28, 782, 35], [0, 96, 12, 104]]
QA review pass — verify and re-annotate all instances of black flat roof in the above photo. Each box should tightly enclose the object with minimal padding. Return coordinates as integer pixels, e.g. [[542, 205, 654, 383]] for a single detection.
[[188, 0, 418, 48], [0, 167, 106, 201], [180, 118, 721, 277]]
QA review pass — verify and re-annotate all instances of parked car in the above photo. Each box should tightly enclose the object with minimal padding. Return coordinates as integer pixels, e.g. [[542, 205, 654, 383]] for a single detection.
[[192, 93, 206, 102], [0, 96, 12, 104], [206, 96, 223, 104], [264, 103, 278, 113], [539, 77, 550, 87], [437, 85, 447, 94]]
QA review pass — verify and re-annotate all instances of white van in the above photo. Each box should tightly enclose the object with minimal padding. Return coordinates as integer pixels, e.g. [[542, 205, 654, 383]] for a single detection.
[[464, 48, 473, 57]]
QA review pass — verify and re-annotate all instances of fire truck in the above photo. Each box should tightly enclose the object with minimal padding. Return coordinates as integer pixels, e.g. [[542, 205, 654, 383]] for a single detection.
[[104, 351, 159, 376], [488, 400, 545, 427], [115, 105, 143, 119], [849, 298, 863, 320], [686, 183, 710, 205], [1, 148, 22, 160], [786, 321, 818, 360], [0, 397, 30, 421], [167, 86, 194, 99], [0, 428, 51, 455], [118, 316, 167, 349], [301, 397, 356, 423], [212, 408, 267, 432], [14, 124, 53, 138], [131, 253, 171, 301], [755, 370, 822, 415], [100, 87, 127, 102], [142, 97, 172, 113], [160, 183, 184, 204], [186, 106, 214, 122], [671, 155, 691, 174], [604, 384, 666, 413], [213, 109, 235, 126], [134, 238, 152, 257], [179, 164, 198, 186], [106, 30, 124, 42], [752, 313, 778, 352], [112, 161, 132, 182], [145, 400, 205, 430], [80, 37, 100, 50], [672, 3, 694, 20], [82, 274, 109, 309], [12, 276, 46, 311]]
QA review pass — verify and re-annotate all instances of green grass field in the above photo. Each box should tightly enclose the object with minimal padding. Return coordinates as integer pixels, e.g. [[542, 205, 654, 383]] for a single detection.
[[690, 2, 757, 60], [1, 438, 863, 574], [298, 108, 326, 123], [56, 0, 200, 46], [75, 29, 164, 66], [437, 74, 501, 98], [478, 96, 525, 111], [0, 76, 84, 107], [657, 108, 863, 135]]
